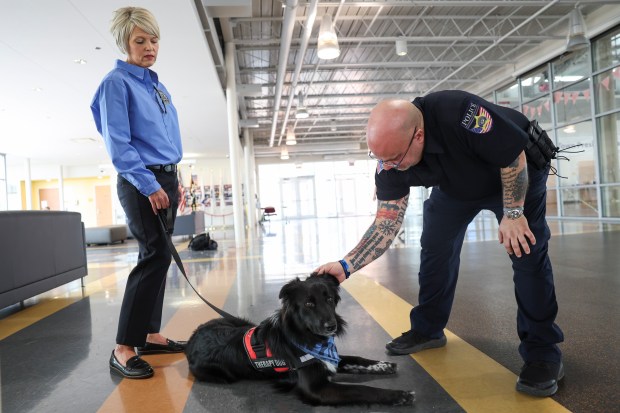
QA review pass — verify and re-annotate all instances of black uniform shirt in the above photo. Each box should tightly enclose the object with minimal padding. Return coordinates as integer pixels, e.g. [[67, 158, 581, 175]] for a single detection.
[[375, 90, 531, 201]]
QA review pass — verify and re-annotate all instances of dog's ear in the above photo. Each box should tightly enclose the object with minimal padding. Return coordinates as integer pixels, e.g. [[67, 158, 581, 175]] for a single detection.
[[279, 277, 302, 301]]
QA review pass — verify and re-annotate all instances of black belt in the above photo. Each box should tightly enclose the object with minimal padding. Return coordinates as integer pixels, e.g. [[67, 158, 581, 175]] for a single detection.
[[146, 164, 177, 173]]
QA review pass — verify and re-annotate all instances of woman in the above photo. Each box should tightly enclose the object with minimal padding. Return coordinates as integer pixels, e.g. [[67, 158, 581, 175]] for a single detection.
[[91, 7, 185, 379]]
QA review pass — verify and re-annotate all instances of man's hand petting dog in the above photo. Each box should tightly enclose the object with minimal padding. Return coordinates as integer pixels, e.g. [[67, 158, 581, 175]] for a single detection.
[[185, 273, 415, 406]]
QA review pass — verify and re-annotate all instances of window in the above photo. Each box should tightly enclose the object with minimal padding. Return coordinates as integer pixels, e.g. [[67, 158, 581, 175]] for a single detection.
[[488, 24, 620, 220], [593, 67, 620, 114], [521, 68, 550, 101], [560, 187, 598, 217], [552, 49, 589, 89], [556, 120, 595, 186], [554, 79, 592, 125], [601, 186, 620, 218], [596, 112, 620, 184], [592, 26, 620, 71], [496, 82, 519, 108], [522, 96, 552, 130]]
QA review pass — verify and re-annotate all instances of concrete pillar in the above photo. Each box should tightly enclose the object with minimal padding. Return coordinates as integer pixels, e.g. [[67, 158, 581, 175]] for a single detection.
[[225, 41, 246, 247], [243, 128, 258, 228]]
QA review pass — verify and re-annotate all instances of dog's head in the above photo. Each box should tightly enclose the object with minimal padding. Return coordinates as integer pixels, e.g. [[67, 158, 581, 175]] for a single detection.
[[278, 273, 346, 341]]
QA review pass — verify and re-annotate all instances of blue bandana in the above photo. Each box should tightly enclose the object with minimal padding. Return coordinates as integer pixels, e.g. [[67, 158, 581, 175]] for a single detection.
[[292, 336, 340, 367]]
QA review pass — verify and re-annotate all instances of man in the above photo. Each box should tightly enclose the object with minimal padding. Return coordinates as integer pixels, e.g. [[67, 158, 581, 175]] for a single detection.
[[315, 91, 564, 397]]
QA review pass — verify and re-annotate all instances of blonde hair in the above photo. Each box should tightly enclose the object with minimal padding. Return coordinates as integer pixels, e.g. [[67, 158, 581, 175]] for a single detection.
[[110, 7, 160, 55]]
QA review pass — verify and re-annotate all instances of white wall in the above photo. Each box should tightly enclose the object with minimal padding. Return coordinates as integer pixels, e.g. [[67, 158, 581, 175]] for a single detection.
[[4, 154, 234, 226]]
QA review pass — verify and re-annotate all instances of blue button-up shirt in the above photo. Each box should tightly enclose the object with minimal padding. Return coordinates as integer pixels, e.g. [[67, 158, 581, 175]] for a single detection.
[[91, 60, 183, 196]]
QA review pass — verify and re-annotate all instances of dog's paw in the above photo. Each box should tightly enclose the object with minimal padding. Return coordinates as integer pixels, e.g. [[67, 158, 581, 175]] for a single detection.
[[339, 360, 397, 375], [370, 360, 398, 374], [394, 391, 415, 406]]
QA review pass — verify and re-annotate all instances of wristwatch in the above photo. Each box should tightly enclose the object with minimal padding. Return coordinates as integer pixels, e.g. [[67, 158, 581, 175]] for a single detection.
[[503, 206, 524, 220]]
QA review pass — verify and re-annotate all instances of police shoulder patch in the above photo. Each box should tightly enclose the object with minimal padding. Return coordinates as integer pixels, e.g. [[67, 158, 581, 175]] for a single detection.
[[460, 101, 493, 134]]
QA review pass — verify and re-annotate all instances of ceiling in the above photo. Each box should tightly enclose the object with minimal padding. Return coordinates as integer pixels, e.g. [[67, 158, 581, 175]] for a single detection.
[[2, 0, 620, 169]]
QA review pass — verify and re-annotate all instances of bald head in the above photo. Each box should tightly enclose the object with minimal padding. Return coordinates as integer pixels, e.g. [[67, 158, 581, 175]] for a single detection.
[[367, 99, 424, 163]]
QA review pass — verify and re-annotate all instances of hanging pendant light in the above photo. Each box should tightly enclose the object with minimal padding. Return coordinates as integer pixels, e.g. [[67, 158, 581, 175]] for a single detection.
[[317, 14, 340, 60], [566, 6, 588, 52], [295, 94, 309, 119], [280, 146, 289, 160], [286, 126, 297, 145], [395, 37, 407, 56]]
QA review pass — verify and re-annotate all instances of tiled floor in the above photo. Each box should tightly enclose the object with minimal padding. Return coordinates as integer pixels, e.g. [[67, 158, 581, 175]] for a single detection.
[[1, 214, 619, 412]]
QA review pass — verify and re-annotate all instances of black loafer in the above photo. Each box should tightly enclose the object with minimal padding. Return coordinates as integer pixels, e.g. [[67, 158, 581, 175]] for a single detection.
[[136, 339, 187, 355], [109, 351, 154, 379]]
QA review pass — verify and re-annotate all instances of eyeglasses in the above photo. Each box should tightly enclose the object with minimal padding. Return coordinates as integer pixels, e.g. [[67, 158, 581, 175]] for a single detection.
[[368, 127, 416, 172]]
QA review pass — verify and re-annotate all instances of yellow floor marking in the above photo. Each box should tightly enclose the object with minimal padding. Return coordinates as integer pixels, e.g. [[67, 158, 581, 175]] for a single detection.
[[0, 248, 248, 340], [343, 273, 571, 413], [103, 354, 193, 412], [0, 297, 82, 340], [97, 254, 238, 413], [0, 262, 133, 340], [0, 240, 240, 412]]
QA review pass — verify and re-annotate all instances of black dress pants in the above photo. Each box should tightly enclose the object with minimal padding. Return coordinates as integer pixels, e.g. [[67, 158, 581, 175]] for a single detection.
[[116, 171, 178, 346]]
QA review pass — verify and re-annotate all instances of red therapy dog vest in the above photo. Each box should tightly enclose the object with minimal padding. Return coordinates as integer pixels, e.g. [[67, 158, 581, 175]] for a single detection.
[[243, 327, 290, 372], [243, 327, 327, 373]]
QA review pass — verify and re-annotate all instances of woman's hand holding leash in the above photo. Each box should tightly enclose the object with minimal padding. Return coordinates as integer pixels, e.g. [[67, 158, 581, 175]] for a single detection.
[[148, 188, 170, 215]]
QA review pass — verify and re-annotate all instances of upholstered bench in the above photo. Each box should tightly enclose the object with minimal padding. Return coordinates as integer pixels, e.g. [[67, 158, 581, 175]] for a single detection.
[[84, 225, 127, 245], [0, 211, 87, 309]]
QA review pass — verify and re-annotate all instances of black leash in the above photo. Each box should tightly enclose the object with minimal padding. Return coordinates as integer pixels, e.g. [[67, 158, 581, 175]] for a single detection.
[[157, 209, 235, 319]]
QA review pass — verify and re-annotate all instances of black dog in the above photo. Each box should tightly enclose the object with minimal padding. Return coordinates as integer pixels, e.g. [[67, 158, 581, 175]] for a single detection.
[[185, 274, 415, 406]]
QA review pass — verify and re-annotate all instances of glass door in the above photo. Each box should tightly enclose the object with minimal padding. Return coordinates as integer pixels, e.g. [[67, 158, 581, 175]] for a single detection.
[[280, 176, 316, 219]]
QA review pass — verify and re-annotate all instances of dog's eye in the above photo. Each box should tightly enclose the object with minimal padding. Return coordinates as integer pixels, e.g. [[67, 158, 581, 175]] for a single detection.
[[326, 297, 334, 304], [305, 301, 315, 308]]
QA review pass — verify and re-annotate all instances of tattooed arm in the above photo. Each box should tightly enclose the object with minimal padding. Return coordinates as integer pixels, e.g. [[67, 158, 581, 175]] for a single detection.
[[498, 151, 536, 257], [502, 150, 528, 209], [314, 195, 409, 283]]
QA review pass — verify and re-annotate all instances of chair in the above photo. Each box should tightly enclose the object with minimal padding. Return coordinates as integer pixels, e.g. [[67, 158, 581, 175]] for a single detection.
[[261, 206, 277, 222]]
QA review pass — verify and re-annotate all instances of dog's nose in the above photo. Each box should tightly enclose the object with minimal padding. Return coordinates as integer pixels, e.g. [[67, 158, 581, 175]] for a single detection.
[[324, 322, 337, 334]]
